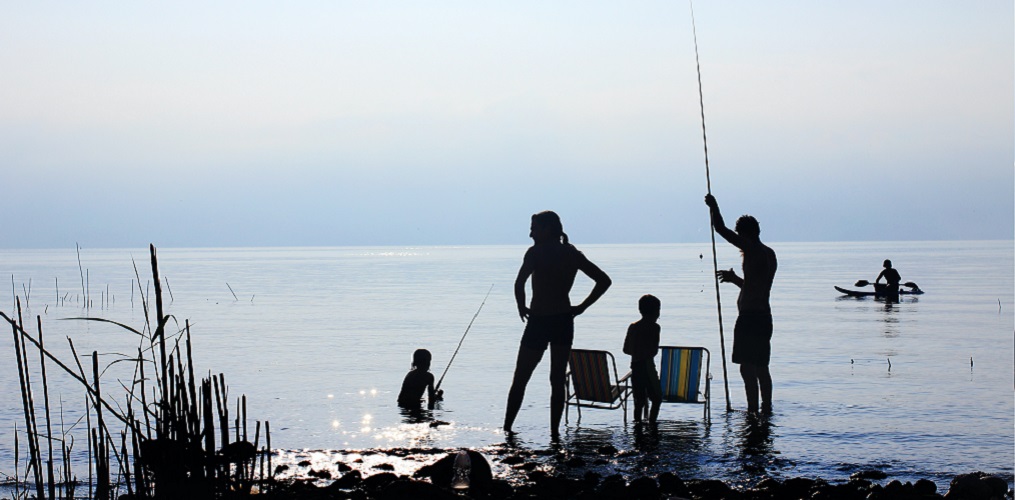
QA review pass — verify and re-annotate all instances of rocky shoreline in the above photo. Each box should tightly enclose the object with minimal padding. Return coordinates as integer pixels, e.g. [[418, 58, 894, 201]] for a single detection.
[[263, 448, 1013, 500]]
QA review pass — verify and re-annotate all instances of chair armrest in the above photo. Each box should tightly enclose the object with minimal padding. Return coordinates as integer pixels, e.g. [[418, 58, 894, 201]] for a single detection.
[[618, 370, 632, 384]]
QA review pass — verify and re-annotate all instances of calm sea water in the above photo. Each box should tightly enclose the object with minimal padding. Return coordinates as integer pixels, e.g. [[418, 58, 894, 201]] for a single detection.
[[1, 241, 1012, 489]]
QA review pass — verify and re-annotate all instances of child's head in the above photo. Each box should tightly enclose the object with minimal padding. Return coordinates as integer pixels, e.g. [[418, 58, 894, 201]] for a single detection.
[[411, 349, 432, 371], [638, 294, 661, 321]]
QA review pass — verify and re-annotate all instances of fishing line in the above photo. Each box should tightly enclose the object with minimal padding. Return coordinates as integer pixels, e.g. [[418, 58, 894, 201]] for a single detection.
[[690, 0, 733, 412], [435, 283, 495, 391]]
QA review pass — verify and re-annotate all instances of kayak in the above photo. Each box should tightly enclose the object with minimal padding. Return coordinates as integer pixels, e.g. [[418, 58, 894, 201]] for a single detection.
[[834, 285, 924, 297]]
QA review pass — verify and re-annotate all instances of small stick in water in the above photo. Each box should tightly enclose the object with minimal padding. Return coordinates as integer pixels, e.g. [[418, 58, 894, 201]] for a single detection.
[[887, 357, 892, 372]]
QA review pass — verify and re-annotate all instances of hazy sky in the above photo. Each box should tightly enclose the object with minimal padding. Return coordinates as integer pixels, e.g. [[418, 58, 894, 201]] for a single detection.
[[2, 1, 1012, 248]]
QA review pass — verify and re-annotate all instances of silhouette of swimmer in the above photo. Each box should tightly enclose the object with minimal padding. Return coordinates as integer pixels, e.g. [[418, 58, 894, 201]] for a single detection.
[[503, 210, 612, 437], [875, 259, 902, 303], [397, 349, 444, 409], [705, 194, 777, 416]]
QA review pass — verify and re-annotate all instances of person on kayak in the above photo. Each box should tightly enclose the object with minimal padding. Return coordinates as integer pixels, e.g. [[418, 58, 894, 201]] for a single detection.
[[705, 194, 778, 416], [875, 259, 902, 303], [503, 210, 612, 438]]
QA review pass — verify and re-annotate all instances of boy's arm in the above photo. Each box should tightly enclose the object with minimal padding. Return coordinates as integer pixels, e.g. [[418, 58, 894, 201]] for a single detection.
[[426, 373, 443, 401], [622, 323, 635, 355]]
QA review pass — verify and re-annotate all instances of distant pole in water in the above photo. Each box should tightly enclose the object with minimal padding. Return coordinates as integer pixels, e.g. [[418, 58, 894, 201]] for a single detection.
[[435, 284, 495, 392], [689, 0, 732, 413]]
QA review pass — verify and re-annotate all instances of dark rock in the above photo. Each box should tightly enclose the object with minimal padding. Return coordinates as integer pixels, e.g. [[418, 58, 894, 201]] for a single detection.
[[412, 450, 493, 492], [884, 480, 906, 497], [379, 478, 455, 500], [500, 454, 524, 465], [686, 479, 735, 499], [373, 463, 395, 471], [627, 476, 660, 499], [488, 479, 516, 500], [517, 461, 539, 471], [329, 470, 363, 490], [307, 468, 332, 479], [597, 444, 619, 455], [914, 478, 937, 496], [582, 471, 602, 489], [274, 464, 290, 474], [782, 476, 815, 498], [336, 461, 352, 472], [566, 456, 586, 467], [297, 460, 313, 467], [945, 472, 1009, 499], [361, 472, 399, 493], [850, 470, 888, 481], [598, 474, 628, 498], [657, 472, 691, 498]]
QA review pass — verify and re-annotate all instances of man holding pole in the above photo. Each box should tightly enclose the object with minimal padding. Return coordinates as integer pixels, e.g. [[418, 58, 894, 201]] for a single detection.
[[705, 194, 777, 416]]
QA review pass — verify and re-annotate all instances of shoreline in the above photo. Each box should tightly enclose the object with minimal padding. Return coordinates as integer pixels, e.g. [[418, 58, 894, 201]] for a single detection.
[[264, 445, 1014, 499]]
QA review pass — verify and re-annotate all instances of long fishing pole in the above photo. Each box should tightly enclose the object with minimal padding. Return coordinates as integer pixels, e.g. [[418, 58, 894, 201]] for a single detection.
[[435, 283, 494, 391], [690, 0, 733, 413]]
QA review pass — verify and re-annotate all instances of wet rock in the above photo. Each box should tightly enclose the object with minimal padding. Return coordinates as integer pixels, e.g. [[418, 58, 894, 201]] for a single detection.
[[850, 470, 888, 481], [914, 478, 938, 496], [297, 460, 313, 467], [329, 470, 363, 490], [307, 468, 332, 479], [361, 472, 399, 493], [686, 478, 735, 499], [657, 472, 691, 498], [412, 449, 493, 492], [945, 471, 1009, 499], [781, 476, 815, 498], [378, 478, 455, 500], [565, 456, 586, 467], [597, 444, 619, 455], [517, 461, 539, 471], [336, 461, 352, 472], [500, 455, 524, 465], [428, 420, 450, 427], [274, 464, 290, 474], [373, 463, 395, 471], [627, 476, 660, 499], [582, 471, 602, 489], [598, 474, 628, 498]]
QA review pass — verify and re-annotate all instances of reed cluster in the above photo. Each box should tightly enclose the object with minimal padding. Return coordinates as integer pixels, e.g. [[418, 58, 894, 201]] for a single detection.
[[3, 244, 271, 499]]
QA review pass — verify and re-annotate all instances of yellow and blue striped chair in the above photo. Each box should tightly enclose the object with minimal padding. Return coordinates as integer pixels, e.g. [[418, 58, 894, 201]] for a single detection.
[[565, 349, 633, 424], [658, 346, 711, 421]]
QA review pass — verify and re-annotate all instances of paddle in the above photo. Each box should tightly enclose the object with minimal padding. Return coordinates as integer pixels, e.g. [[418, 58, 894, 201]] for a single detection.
[[854, 280, 872, 287]]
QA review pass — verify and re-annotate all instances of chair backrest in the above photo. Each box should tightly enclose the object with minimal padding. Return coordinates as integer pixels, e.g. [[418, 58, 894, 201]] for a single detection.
[[659, 347, 705, 403], [568, 349, 617, 403]]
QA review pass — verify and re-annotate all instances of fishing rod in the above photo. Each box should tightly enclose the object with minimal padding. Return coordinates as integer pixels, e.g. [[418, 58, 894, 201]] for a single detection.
[[690, 0, 733, 413], [435, 283, 494, 392]]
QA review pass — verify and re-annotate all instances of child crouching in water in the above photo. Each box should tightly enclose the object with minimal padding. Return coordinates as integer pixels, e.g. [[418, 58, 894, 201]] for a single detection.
[[623, 294, 662, 424], [398, 349, 444, 408]]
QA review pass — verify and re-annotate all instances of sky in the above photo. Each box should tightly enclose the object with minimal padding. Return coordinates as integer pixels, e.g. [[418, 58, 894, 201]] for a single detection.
[[1, 1, 1012, 248]]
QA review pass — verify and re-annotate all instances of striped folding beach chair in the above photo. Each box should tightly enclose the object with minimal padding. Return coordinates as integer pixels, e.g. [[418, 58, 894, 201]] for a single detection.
[[565, 349, 633, 424], [658, 346, 711, 421]]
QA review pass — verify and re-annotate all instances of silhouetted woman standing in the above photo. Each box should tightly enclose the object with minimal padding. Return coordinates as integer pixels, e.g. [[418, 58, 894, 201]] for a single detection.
[[503, 211, 611, 437]]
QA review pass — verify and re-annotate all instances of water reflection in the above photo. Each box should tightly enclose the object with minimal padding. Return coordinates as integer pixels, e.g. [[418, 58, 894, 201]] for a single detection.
[[735, 414, 777, 478]]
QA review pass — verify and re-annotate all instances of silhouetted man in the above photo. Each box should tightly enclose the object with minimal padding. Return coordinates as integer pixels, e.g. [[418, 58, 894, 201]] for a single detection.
[[705, 194, 777, 415], [876, 259, 901, 303]]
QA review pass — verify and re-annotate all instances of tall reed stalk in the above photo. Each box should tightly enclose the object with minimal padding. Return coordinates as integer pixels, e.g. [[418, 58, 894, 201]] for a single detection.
[[3, 244, 272, 498]]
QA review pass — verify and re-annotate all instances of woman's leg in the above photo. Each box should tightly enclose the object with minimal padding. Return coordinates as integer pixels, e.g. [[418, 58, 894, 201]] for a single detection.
[[758, 364, 773, 413], [548, 343, 571, 436], [504, 345, 545, 432], [740, 363, 760, 414]]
